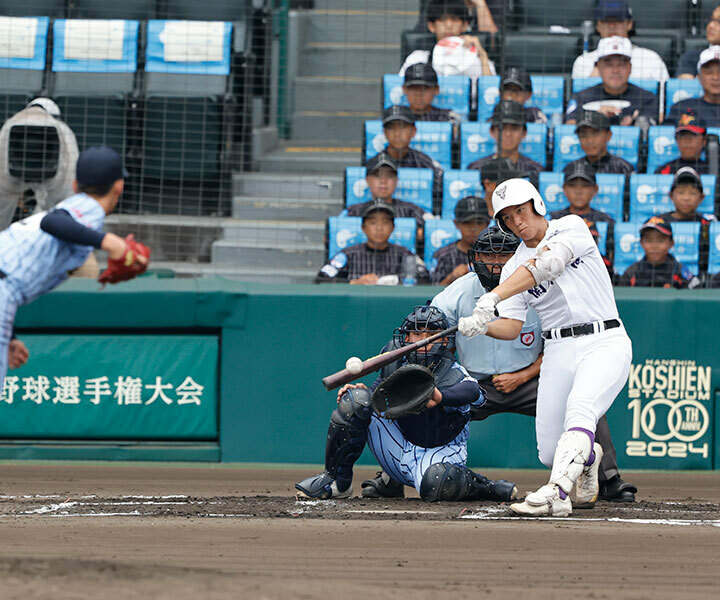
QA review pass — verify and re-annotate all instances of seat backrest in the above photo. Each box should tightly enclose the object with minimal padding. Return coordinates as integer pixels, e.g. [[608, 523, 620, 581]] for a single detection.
[[364, 120, 452, 170], [424, 218, 461, 271], [441, 169, 482, 218], [630, 34, 677, 71], [530, 75, 565, 116], [538, 171, 566, 213], [502, 33, 580, 74], [460, 121, 547, 168], [647, 125, 678, 173], [164, 0, 249, 21], [670, 221, 701, 276], [629, 174, 716, 222], [382, 74, 471, 119], [0, 16, 49, 93], [144, 19, 233, 96], [572, 78, 659, 95], [553, 125, 639, 172], [476, 75, 501, 122], [613, 222, 643, 275], [628, 0, 688, 31], [70, 0, 158, 20], [538, 171, 624, 222], [665, 78, 703, 115], [708, 221, 720, 275], [514, 0, 594, 28], [51, 19, 139, 95], [400, 31, 435, 62], [595, 220, 609, 257], [327, 216, 417, 258], [0, 0, 66, 17], [344, 166, 434, 213]]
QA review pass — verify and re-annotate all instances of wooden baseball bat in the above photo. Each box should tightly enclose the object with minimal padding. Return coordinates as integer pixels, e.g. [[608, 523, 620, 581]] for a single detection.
[[322, 325, 459, 391]]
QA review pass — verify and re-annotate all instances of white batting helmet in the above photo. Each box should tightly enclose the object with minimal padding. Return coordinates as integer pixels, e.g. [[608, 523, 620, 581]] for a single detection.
[[492, 178, 546, 233]]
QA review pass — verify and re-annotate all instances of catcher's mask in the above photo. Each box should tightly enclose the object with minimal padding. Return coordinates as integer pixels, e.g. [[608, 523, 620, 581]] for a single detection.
[[393, 304, 453, 369], [468, 225, 520, 290]]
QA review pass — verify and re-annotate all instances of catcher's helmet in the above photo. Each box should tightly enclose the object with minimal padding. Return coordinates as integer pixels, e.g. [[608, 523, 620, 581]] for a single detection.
[[468, 226, 520, 290], [393, 304, 453, 368]]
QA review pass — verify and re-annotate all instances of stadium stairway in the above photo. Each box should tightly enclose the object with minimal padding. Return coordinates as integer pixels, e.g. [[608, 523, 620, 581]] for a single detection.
[[211, 0, 421, 282]]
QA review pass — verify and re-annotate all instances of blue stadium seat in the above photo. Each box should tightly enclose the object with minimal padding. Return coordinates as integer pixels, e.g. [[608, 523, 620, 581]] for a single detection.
[[595, 221, 609, 257], [364, 120, 452, 170], [70, 0, 158, 19], [665, 78, 703, 116], [382, 74, 471, 120], [476, 76, 501, 123], [424, 219, 461, 272], [629, 174, 716, 222], [708, 222, 720, 275], [51, 19, 139, 156], [572, 78, 660, 95], [441, 170, 482, 219], [538, 172, 624, 222], [670, 222, 701, 276], [460, 122, 547, 169], [553, 125, 640, 172], [614, 222, 643, 276], [327, 216, 417, 258], [529, 75, 564, 117], [344, 166, 434, 213], [647, 126, 678, 174]]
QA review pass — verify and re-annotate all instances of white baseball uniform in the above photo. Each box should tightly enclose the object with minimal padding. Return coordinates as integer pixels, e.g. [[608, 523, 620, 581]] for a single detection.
[[496, 215, 632, 467]]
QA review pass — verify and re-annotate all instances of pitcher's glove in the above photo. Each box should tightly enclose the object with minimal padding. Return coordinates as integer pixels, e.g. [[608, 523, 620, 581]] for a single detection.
[[98, 235, 151, 284], [371, 364, 436, 419]]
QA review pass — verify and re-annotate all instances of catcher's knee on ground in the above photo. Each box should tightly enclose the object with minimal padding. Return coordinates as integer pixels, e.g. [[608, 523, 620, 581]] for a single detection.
[[419, 463, 517, 502]]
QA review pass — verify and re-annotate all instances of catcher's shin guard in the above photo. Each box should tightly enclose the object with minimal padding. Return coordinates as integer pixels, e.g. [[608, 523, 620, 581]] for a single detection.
[[361, 471, 405, 498], [295, 472, 352, 499], [419, 463, 517, 502], [324, 387, 372, 489]]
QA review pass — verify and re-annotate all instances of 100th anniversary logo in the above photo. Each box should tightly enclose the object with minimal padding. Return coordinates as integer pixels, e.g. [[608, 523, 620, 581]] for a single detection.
[[626, 359, 711, 460]]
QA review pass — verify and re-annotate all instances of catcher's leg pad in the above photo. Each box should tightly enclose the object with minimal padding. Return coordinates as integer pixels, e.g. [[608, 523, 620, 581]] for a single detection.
[[419, 463, 517, 502], [361, 471, 405, 498], [548, 430, 593, 494], [325, 387, 372, 486], [295, 472, 352, 499]]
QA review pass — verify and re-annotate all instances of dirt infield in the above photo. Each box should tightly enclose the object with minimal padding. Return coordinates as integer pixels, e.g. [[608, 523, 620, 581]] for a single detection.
[[0, 463, 718, 599]]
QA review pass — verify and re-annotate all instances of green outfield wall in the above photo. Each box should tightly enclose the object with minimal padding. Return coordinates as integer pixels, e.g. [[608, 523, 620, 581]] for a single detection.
[[3, 278, 718, 470]]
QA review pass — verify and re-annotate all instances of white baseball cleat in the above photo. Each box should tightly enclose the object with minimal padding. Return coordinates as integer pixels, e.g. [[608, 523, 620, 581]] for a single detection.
[[509, 484, 572, 517], [573, 442, 604, 509]]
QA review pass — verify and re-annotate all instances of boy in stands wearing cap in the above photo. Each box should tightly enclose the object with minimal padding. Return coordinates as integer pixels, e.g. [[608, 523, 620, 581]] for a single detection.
[[430, 196, 490, 285], [564, 109, 634, 176], [467, 100, 543, 176], [402, 63, 460, 131], [655, 110, 708, 175], [374, 105, 444, 210], [618, 216, 699, 288], [666, 47, 720, 127], [566, 36, 659, 126], [478, 157, 526, 216], [316, 201, 428, 285], [500, 67, 547, 124]]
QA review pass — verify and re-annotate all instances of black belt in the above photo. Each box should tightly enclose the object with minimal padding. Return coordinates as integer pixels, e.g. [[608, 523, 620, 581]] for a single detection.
[[542, 319, 620, 340]]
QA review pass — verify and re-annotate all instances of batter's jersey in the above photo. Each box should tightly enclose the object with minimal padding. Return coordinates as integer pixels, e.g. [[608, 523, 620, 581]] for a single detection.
[[497, 215, 619, 330], [432, 272, 542, 380], [0, 193, 104, 305]]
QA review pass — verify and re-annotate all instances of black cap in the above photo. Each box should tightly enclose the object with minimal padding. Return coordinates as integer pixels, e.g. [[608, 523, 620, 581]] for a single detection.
[[595, 0, 632, 21], [366, 151, 398, 175], [574, 109, 610, 132], [76, 146, 128, 187], [640, 215, 673, 238], [480, 157, 526, 183], [490, 100, 526, 126], [362, 199, 395, 220], [671, 166, 703, 191], [454, 196, 490, 223], [383, 105, 415, 126], [404, 63, 438, 87], [501, 67, 532, 92], [564, 161, 597, 185]]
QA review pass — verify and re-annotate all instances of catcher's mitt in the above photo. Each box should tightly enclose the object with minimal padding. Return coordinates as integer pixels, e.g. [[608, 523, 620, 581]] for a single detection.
[[98, 234, 151, 284], [371, 364, 436, 419]]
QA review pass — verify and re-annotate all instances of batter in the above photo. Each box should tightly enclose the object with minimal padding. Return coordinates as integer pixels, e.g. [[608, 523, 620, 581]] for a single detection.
[[458, 178, 632, 517]]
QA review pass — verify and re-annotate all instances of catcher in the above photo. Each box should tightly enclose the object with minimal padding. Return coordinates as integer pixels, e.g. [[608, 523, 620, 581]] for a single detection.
[[0, 146, 149, 391], [295, 305, 517, 502]]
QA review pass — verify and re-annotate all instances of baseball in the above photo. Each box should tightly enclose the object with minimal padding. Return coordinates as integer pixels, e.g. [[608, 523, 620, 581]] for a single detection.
[[345, 356, 363, 375]]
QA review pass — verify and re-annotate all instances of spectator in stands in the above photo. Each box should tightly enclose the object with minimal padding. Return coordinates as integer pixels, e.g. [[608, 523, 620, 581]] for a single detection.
[[566, 37, 659, 126], [374, 105, 444, 211], [655, 110, 709, 174], [400, 0, 495, 79], [346, 152, 430, 242], [403, 63, 460, 131], [500, 67, 547, 124], [550, 162, 615, 263], [564, 110, 634, 176], [316, 201, 429, 285], [414, 0, 504, 34], [478, 157, 526, 216], [677, 4, 720, 79], [430, 196, 490, 285], [666, 47, 720, 128], [467, 100, 543, 176], [571, 0, 669, 83], [618, 216, 700, 288]]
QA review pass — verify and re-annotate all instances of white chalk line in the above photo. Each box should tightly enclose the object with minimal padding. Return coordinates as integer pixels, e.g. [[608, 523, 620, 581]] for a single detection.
[[460, 513, 720, 527]]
